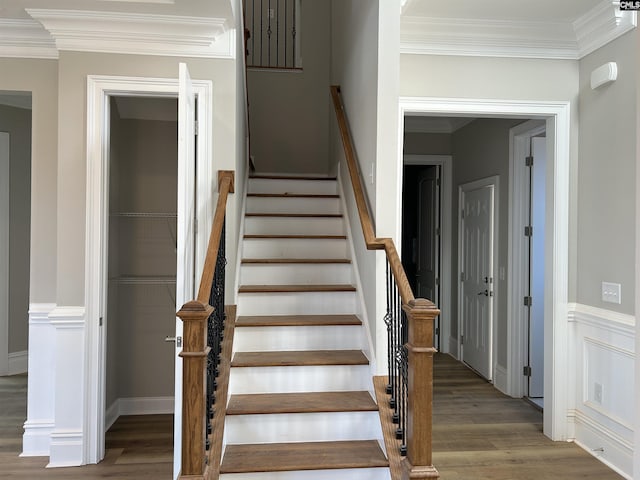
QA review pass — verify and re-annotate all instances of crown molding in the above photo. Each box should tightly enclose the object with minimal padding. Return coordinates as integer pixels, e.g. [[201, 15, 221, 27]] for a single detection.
[[0, 19, 58, 59], [574, 1, 637, 58], [26, 9, 234, 59], [401, 1, 637, 60]]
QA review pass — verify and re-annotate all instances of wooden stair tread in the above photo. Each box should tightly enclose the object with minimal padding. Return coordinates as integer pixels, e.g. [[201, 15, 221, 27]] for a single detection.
[[248, 193, 339, 198], [245, 213, 343, 218], [231, 350, 369, 367], [236, 314, 362, 327], [242, 258, 351, 264], [250, 175, 337, 181], [220, 440, 388, 473], [244, 234, 346, 239], [239, 284, 356, 293], [227, 391, 378, 415]]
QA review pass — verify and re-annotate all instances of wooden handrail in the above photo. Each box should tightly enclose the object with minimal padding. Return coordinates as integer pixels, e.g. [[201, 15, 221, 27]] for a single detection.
[[196, 171, 235, 303], [330, 86, 414, 306], [331, 85, 439, 480], [178, 170, 234, 479]]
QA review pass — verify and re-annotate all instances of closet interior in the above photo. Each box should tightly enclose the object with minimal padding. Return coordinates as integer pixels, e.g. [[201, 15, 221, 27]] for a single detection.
[[106, 95, 179, 427]]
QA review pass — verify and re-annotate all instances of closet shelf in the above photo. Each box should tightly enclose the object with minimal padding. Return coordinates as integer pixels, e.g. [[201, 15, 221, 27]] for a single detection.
[[111, 275, 176, 285], [111, 212, 177, 218]]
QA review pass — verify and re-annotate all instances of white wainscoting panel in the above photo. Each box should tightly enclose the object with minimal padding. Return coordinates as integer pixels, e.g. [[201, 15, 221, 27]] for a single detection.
[[48, 306, 86, 468], [568, 303, 635, 479], [22, 303, 56, 457]]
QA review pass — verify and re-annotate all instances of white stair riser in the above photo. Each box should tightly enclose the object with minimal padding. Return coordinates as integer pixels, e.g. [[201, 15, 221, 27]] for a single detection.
[[243, 238, 348, 259], [239, 263, 353, 285], [249, 178, 338, 195], [225, 411, 381, 444], [247, 197, 340, 215], [228, 365, 371, 394], [220, 467, 391, 480], [237, 291, 356, 316], [244, 216, 345, 236], [233, 325, 363, 352]]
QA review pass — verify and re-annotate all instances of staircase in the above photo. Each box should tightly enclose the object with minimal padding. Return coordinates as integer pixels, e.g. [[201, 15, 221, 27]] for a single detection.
[[219, 175, 390, 479]]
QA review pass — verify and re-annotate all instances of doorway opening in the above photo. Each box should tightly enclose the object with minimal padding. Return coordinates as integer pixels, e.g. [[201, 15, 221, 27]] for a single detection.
[[399, 97, 570, 442], [104, 95, 178, 445], [86, 70, 212, 479]]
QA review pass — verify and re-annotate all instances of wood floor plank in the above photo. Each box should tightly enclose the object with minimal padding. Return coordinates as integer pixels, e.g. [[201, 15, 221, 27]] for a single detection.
[[249, 175, 337, 181], [231, 349, 369, 367], [248, 193, 339, 198], [238, 284, 356, 293], [245, 213, 343, 218], [220, 440, 388, 473], [244, 234, 347, 239], [227, 391, 378, 415], [236, 314, 362, 327]]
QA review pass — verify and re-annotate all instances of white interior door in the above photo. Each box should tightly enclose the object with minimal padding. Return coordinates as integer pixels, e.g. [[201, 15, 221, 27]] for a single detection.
[[174, 62, 197, 479], [0, 132, 9, 376], [460, 181, 495, 380], [528, 136, 546, 399]]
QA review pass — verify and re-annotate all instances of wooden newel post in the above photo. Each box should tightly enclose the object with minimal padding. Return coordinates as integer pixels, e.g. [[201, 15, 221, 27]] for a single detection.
[[401, 298, 440, 480], [177, 300, 213, 478]]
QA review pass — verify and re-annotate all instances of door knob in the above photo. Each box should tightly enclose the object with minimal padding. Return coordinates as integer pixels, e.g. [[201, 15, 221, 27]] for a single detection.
[[165, 335, 182, 347], [477, 290, 488, 296]]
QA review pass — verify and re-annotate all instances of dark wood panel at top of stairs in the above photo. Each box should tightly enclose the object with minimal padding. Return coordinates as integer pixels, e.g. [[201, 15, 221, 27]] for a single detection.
[[242, 258, 351, 264], [231, 349, 369, 367], [248, 193, 339, 198], [236, 314, 362, 327], [249, 175, 337, 181], [245, 212, 343, 217], [244, 234, 347, 239], [227, 391, 378, 415], [220, 440, 388, 473], [238, 284, 356, 293]]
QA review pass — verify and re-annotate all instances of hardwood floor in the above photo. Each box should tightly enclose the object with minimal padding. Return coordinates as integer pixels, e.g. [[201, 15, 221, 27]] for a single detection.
[[0, 374, 173, 479], [430, 354, 623, 480], [0, 355, 625, 479]]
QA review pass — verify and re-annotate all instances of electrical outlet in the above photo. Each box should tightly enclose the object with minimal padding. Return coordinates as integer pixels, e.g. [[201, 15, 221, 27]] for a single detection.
[[268, 8, 275, 18], [602, 282, 621, 304], [594, 382, 603, 404]]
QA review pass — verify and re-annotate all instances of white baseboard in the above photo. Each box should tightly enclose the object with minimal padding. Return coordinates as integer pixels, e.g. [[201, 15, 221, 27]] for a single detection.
[[493, 363, 508, 394], [570, 409, 633, 479], [448, 336, 459, 359], [21, 419, 54, 457], [8, 350, 28, 375], [105, 396, 175, 431], [47, 430, 84, 468]]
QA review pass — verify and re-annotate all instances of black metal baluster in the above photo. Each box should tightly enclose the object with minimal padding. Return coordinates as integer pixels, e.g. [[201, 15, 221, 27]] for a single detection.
[[284, 0, 287, 68], [275, 0, 279, 67], [267, 0, 272, 66], [252, 0, 256, 65], [260, 0, 263, 66], [384, 261, 393, 396], [292, 0, 296, 67]]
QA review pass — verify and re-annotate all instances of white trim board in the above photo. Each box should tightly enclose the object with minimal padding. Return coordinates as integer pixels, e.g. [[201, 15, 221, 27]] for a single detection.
[[398, 96, 571, 442], [85, 74, 213, 474], [0, 132, 9, 377], [401, 155, 453, 356]]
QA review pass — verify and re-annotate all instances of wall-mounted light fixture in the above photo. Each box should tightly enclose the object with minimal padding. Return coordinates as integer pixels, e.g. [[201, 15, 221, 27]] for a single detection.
[[590, 62, 618, 89]]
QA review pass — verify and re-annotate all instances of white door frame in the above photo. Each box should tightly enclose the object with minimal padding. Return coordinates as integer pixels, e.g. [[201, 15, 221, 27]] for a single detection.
[[508, 119, 546, 399], [398, 97, 570, 441], [402, 154, 453, 355], [0, 132, 9, 376], [458, 176, 499, 381], [85, 74, 213, 470]]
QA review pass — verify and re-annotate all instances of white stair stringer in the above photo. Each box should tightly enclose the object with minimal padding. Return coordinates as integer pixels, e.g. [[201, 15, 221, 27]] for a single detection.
[[224, 176, 388, 480]]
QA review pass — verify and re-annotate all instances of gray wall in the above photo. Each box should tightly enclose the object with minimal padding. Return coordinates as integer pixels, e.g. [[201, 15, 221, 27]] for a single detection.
[[0, 59, 58, 306], [577, 30, 637, 315], [247, 0, 331, 174], [0, 104, 31, 353], [54, 51, 237, 307], [451, 118, 523, 368], [107, 112, 177, 404], [403, 132, 452, 155]]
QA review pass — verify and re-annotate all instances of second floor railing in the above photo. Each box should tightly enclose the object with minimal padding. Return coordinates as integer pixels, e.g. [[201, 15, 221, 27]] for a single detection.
[[330, 85, 440, 479], [177, 170, 234, 479]]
